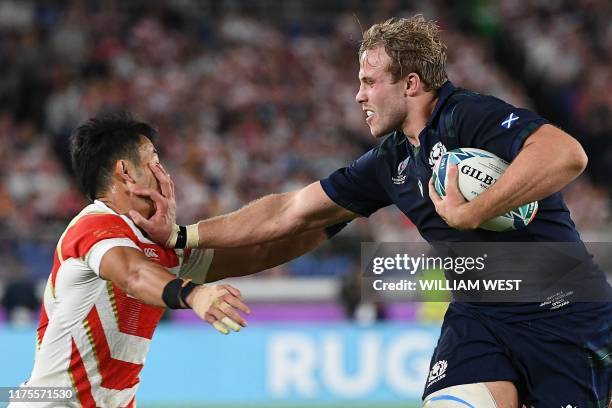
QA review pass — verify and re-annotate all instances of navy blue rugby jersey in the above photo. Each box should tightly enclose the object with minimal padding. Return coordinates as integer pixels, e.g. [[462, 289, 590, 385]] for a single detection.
[[321, 81, 581, 243]]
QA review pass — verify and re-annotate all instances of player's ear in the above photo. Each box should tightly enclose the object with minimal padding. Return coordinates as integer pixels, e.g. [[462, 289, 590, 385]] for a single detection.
[[405, 73, 420, 97], [114, 159, 136, 184]]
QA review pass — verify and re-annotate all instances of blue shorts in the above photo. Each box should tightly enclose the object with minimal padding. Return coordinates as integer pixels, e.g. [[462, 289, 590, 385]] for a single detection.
[[422, 302, 612, 407]]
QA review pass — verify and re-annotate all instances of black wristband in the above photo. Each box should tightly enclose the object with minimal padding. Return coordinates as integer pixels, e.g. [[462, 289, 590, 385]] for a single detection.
[[179, 281, 199, 308], [162, 278, 185, 309], [175, 225, 187, 249], [324, 221, 350, 239]]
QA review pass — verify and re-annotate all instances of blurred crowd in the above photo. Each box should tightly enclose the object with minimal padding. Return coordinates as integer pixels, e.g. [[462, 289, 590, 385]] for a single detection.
[[496, 0, 612, 189], [0, 0, 611, 321]]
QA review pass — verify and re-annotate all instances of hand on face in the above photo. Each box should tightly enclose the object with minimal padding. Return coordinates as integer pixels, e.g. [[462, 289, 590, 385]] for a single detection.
[[135, 161, 161, 218], [129, 162, 177, 245]]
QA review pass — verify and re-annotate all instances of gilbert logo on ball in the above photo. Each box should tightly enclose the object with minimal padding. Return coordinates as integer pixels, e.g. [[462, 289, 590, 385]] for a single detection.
[[432, 148, 538, 231]]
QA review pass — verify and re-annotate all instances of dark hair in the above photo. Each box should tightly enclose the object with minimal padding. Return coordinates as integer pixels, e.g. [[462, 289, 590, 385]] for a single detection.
[[70, 112, 157, 200]]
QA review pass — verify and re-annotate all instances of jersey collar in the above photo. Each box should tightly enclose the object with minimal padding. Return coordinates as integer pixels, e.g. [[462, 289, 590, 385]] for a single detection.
[[426, 80, 456, 127], [93, 199, 118, 215]]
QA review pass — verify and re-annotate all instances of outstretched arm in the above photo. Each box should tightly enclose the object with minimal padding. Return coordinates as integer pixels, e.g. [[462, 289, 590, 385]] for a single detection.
[[429, 124, 588, 229], [99, 246, 250, 334], [205, 228, 336, 282], [130, 165, 358, 248], [195, 182, 355, 247]]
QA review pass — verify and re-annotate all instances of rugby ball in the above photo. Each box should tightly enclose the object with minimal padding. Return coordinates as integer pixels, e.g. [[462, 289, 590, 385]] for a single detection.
[[432, 148, 538, 231]]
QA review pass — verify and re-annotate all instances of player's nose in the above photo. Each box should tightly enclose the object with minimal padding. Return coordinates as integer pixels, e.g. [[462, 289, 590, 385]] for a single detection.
[[355, 86, 367, 104]]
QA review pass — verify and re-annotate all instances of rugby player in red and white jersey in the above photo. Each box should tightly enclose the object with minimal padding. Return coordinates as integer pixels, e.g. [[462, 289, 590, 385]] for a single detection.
[[12, 113, 328, 408]]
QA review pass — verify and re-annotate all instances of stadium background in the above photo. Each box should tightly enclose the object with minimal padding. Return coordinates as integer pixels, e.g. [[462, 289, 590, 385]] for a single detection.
[[0, 0, 611, 407]]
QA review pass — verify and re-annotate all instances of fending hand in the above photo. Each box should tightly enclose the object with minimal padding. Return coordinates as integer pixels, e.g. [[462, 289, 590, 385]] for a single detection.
[[129, 163, 177, 246]]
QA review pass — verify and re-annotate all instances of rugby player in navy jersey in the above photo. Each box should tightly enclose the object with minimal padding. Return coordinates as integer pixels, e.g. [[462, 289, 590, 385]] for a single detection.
[[131, 16, 611, 408]]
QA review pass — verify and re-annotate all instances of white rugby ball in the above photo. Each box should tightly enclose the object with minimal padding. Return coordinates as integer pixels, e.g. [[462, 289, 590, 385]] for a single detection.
[[432, 148, 538, 231]]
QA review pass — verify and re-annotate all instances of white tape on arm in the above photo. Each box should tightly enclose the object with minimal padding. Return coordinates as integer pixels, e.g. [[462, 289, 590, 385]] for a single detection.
[[423, 383, 497, 407], [165, 224, 180, 248], [185, 223, 200, 249]]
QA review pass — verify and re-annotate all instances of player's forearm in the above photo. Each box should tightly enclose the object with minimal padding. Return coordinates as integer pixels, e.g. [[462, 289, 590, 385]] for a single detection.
[[101, 247, 178, 308], [205, 224, 348, 282], [100, 248, 246, 333], [246, 230, 328, 274], [124, 263, 176, 307], [135, 176, 356, 249], [468, 127, 587, 223], [196, 193, 311, 248]]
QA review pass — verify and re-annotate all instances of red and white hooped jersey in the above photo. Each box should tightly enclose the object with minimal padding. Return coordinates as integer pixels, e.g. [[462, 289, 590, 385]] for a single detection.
[[13, 201, 213, 408]]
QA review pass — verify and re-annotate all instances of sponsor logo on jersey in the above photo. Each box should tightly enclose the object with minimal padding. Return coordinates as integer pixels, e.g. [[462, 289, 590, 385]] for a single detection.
[[428, 142, 447, 168], [392, 157, 410, 185], [144, 248, 158, 258], [426, 359, 448, 387]]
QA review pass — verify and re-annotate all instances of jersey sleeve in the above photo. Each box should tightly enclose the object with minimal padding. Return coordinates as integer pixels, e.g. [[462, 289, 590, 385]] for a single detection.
[[320, 148, 392, 217], [451, 97, 549, 161], [86, 239, 140, 276], [178, 248, 215, 284], [61, 213, 142, 276]]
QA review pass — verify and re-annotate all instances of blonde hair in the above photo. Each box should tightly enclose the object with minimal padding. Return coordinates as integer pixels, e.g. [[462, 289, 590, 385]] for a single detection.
[[360, 15, 447, 91]]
